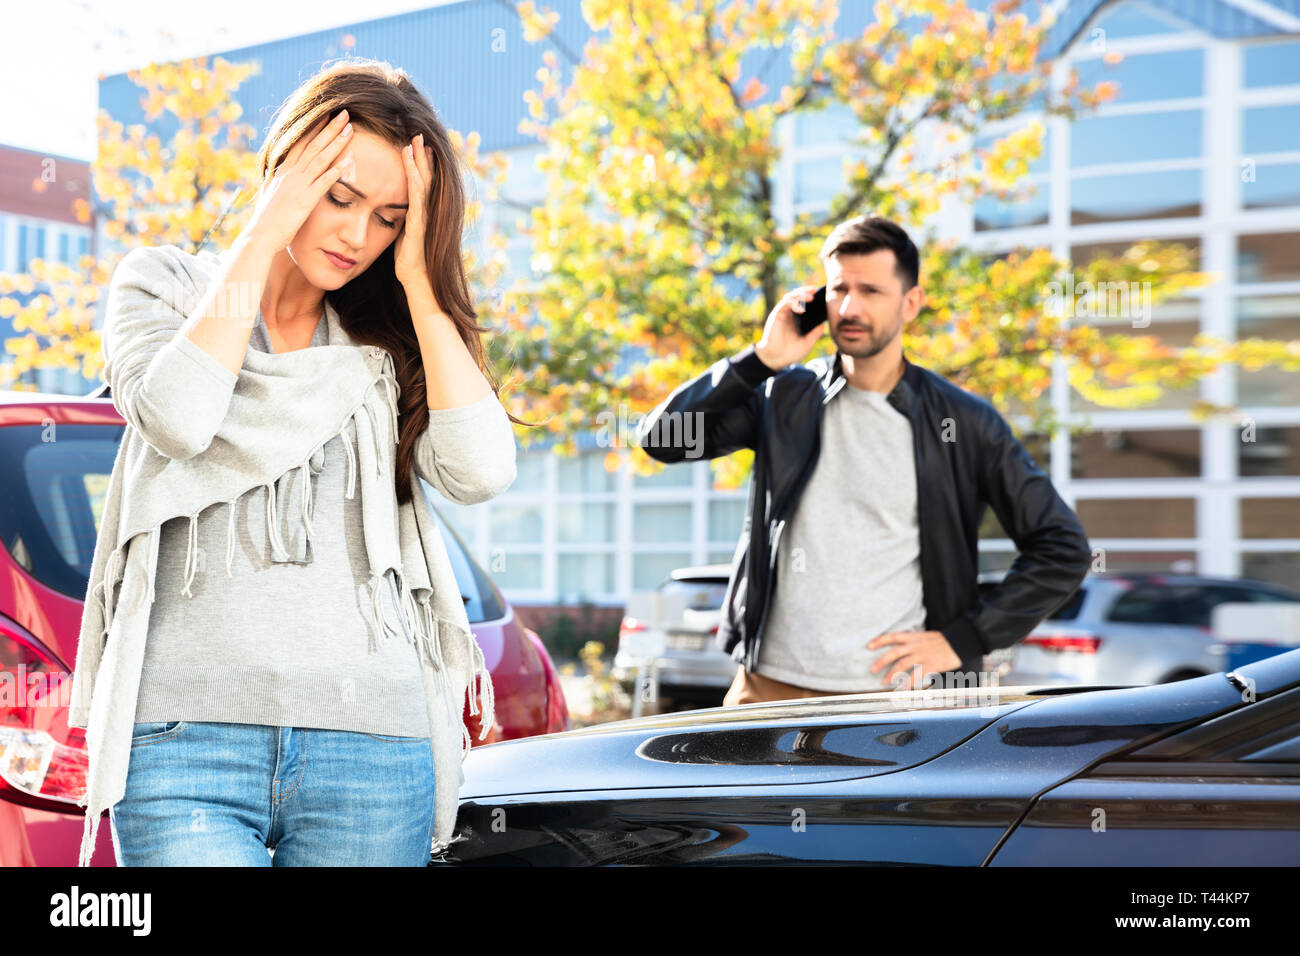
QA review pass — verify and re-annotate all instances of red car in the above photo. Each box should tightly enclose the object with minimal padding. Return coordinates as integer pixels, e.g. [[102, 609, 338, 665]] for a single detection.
[[0, 387, 568, 866]]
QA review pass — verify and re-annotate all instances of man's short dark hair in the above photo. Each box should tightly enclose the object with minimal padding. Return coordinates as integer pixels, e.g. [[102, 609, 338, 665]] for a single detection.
[[819, 215, 919, 291]]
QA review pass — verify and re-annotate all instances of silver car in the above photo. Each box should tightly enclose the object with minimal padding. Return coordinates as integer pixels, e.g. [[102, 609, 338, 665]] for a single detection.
[[987, 571, 1300, 687], [613, 563, 734, 710]]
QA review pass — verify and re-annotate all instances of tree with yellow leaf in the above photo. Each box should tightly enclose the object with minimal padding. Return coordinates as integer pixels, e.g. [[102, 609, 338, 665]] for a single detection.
[[491, 0, 1299, 489], [0, 57, 263, 391], [1, 54, 520, 398]]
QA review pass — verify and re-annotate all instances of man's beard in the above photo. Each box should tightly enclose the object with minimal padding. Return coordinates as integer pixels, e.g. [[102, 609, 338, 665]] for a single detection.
[[833, 309, 901, 359]]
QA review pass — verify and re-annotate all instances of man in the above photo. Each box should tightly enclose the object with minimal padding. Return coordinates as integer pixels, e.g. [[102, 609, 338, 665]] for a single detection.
[[634, 215, 1092, 705]]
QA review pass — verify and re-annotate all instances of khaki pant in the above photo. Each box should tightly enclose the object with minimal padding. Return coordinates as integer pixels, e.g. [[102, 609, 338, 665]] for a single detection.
[[721, 665, 865, 706]]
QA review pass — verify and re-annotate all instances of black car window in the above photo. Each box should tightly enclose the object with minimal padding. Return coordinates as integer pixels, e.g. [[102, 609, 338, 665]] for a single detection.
[[1108, 584, 1218, 627], [1241, 586, 1300, 603], [1122, 686, 1300, 764], [0, 423, 122, 600]]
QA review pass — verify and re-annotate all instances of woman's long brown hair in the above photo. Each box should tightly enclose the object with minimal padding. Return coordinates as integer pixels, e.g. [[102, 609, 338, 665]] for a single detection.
[[252, 58, 532, 505]]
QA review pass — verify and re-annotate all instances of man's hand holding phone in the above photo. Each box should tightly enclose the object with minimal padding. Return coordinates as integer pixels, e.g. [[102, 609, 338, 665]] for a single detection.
[[754, 285, 828, 372]]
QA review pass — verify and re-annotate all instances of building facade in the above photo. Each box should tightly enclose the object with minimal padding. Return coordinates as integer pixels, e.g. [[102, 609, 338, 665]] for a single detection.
[[92, 0, 1300, 610], [0, 144, 96, 395]]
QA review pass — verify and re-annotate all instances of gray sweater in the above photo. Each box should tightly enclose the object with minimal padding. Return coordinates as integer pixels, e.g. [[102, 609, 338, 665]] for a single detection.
[[70, 242, 518, 865], [756, 380, 928, 691], [133, 311, 433, 735]]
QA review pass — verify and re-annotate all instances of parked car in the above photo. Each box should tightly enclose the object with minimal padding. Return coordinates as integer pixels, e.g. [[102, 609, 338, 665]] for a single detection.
[[433, 648, 1300, 865], [0, 387, 568, 866], [613, 563, 733, 710], [980, 570, 1300, 687]]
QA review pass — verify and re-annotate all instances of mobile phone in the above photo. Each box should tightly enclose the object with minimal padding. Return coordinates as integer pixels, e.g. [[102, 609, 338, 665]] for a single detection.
[[796, 285, 828, 336]]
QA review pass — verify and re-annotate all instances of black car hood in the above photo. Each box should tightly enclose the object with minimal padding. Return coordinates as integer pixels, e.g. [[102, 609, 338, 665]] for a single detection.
[[461, 650, 1300, 799], [460, 686, 1049, 799]]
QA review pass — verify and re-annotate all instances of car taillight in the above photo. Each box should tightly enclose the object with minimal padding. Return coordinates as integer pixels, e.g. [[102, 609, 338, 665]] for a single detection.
[[0, 615, 86, 808], [619, 616, 647, 641], [1023, 633, 1102, 654]]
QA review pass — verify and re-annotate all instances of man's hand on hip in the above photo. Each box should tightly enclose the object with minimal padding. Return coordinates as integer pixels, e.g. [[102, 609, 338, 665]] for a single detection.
[[866, 630, 962, 691]]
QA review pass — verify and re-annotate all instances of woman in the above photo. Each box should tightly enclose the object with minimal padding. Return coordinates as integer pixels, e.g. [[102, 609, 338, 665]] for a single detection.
[[69, 59, 524, 866]]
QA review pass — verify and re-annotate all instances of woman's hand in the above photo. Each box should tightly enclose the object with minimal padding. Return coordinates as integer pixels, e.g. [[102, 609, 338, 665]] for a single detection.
[[244, 110, 355, 251], [394, 132, 437, 293]]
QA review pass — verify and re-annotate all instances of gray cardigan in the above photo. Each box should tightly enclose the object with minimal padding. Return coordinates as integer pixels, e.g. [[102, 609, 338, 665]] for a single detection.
[[69, 243, 517, 865]]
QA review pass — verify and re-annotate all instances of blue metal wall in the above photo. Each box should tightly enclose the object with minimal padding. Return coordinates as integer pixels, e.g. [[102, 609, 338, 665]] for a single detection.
[[98, 0, 882, 154]]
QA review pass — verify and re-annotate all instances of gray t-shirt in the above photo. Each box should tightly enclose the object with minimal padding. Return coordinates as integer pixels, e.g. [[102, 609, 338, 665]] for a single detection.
[[755, 380, 928, 692], [133, 309, 431, 735]]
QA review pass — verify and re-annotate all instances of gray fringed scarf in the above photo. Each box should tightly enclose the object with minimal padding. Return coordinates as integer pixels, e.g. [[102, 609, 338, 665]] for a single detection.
[[68, 248, 494, 866]]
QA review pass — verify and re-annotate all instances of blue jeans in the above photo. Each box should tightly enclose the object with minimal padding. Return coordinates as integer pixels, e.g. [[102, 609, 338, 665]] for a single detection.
[[109, 720, 435, 866]]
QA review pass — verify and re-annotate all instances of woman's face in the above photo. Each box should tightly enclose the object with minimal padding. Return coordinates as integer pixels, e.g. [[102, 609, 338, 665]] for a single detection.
[[287, 127, 411, 288]]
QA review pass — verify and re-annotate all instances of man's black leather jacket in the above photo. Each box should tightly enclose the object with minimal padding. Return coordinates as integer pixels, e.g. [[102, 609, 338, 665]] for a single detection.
[[633, 344, 1093, 681]]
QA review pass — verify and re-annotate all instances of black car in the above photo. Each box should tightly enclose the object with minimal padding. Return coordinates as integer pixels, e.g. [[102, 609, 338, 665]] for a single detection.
[[434, 649, 1300, 865]]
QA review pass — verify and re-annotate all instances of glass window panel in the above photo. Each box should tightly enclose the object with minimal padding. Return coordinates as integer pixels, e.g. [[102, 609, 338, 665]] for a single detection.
[[489, 504, 543, 544], [1093, 550, 1198, 574], [1244, 39, 1300, 89], [1240, 552, 1300, 591], [1071, 168, 1200, 224], [633, 503, 692, 543], [1236, 296, 1300, 407], [508, 451, 546, 493], [77, 234, 90, 260], [1075, 498, 1196, 537], [426, 493, 476, 542], [1071, 428, 1201, 479], [708, 498, 747, 542], [1071, 320, 1202, 411], [1073, 49, 1203, 104], [1241, 498, 1300, 539], [1243, 105, 1300, 156], [557, 553, 615, 597], [57, 233, 70, 264], [556, 502, 616, 543], [974, 185, 1050, 231], [633, 551, 693, 589], [708, 548, 739, 566], [557, 450, 616, 492], [1070, 111, 1201, 167], [795, 155, 848, 206], [794, 103, 857, 147], [1073, 236, 1201, 270], [1240, 426, 1300, 477], [1243, 162, 1300, 210], [985, 71, 1048, 113], [1238, 232, 1300, 284], [490, 551, 543, 589], [633, 463, 693, 488]]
